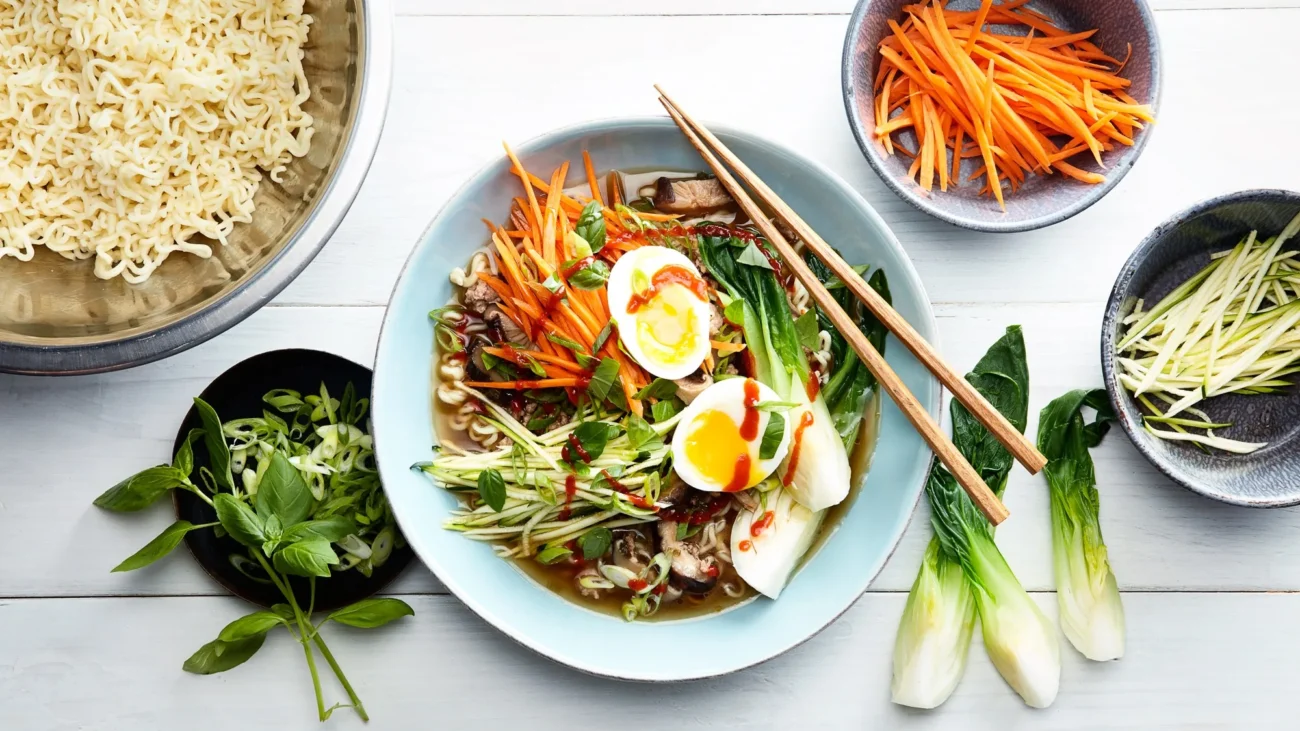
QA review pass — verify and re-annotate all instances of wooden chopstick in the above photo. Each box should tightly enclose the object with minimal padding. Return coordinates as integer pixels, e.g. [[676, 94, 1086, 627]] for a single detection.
[[657, 86, 1048, 477], [657, 90, 1014, 525]]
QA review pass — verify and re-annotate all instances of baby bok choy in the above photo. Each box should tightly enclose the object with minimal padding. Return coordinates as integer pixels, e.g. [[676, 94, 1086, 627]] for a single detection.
[[893, 326, 1060, 709], [1038, 389, 1124, 662], [892, 326, 1031, 709]]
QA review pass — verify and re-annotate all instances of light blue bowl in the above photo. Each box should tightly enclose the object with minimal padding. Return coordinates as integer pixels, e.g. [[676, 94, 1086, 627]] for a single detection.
[[372, 117, 940, 680]]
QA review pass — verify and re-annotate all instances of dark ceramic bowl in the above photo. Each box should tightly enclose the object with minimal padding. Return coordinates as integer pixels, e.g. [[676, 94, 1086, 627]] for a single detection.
[[173, 348, 412, 610], [1101, 190, 1300, 507], [842, 0, 1162, 232]]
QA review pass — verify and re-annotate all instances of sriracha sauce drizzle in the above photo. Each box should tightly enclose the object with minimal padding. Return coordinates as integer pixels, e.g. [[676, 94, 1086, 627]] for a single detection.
[[740, 378, 761, 440], [782, 411, 817, 486], [625, 264, 709, 313], [558, 474, 578, 521]]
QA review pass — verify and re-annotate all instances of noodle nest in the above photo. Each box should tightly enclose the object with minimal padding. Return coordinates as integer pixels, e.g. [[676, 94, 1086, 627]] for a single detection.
[[0, 0, 314, 282]]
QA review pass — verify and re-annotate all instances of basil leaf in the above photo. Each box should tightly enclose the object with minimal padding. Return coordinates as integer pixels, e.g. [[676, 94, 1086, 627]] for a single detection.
[[213, 494, 266, 548], [535, 544, 572, 564], [476, 468, 507, 512], [633, 378, 679, 401], [522, 355, 547, 378], [547, 332, 587, 353], [625, 414, 662, 451], [567, 259, 610, 290], [479, 349, 503, 372], [575, 200, 607, 252], [676, 522, 689, 540], [592, 321, 614, 353], [282, 516, 357, 544], [326, 598, 415, 629], [577, 527, 613, 560], [271, 603, 295, 621], [737, 242, 774, 270], [651, 397, 684, 423], [218, 611, 286, 642], [541, 272, 564, 294], [111, 520, 215, 572], [586, 357, 621, 403], [182, 635, 265, 675], [255, 452, 312, 528], [273, 538, 339, 578], [173, 428, 203, 477], [526, 412, 558, 433], [94, 465, 188, 512], [193, 398, 233, 491], [760, 412, 786, 460], [569, 422, 621, 463], [794, 309, 820, 351]]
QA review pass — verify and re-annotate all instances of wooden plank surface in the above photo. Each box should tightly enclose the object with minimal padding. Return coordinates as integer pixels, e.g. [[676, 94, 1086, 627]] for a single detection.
[[3, 3, 1300, 730], [7, 302, 1300, 599], [3, 592, 1297, 730], [278, 10, 1300, 307]]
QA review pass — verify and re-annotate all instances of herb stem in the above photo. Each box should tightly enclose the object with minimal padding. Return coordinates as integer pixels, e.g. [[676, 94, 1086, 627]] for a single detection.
[[253, 551, 328, 722], [310, 633, 369, 722]]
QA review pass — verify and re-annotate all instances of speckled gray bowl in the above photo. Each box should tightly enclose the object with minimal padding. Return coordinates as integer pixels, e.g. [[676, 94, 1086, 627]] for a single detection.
[[1101, 190, 1300, 507], [842, 0, 1161, 232]]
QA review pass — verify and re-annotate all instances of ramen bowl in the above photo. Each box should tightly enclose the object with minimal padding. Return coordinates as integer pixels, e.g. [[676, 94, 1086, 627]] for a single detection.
[[372, 117, 941, 680], [842, 0, 1162, 232], [0, 0, 392, 375]]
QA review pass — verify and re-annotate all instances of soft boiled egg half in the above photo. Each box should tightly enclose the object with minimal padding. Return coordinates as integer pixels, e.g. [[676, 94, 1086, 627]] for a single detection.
[[670, 377, 791, 493], [607, 245, 712, 380]]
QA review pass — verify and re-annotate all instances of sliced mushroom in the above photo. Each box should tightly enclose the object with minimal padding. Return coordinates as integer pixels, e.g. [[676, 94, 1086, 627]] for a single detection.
[[657, 520, 718, 595], [653, 177, 735, 217], [672, 368, 713, 405]]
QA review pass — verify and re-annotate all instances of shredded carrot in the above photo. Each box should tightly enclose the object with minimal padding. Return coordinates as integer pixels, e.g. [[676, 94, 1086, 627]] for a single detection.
[[464, 379, 582, 390], [872, 0, 1154, 208], [711, 340, 747, 355]]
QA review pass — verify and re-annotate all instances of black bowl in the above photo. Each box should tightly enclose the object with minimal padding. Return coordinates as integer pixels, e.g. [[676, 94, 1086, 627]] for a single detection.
[[173, 348, 412, 610], [1101, 190, 1300, 507]]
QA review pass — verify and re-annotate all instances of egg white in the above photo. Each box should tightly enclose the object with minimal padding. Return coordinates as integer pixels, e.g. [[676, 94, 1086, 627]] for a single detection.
[[606, 246, 712, 380], [669, 377, 791, 493]]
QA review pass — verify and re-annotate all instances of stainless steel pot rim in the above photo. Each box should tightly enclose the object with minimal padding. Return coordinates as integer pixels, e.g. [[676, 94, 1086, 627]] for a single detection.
[[0, 0, 394, 376]]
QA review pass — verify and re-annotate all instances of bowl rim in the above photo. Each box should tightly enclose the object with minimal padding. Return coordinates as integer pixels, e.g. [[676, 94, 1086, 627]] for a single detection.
[[0, 0, 395, 376], [1100, 188, 1300, 507], [372, 115, 941, 680], [840, 0, 1164, 233]]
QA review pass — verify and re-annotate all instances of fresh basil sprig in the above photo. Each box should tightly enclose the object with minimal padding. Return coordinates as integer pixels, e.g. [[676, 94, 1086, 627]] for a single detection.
[[93, 385, 412, 722]]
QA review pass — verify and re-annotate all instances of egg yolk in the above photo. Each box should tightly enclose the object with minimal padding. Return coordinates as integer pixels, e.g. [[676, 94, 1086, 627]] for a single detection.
[[683, 408, 759, 491], [633, 284, 700, 366]]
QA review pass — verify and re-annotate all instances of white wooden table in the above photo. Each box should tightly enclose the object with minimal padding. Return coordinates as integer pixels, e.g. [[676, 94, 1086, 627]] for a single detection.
[[4, 2, 1299, 728]]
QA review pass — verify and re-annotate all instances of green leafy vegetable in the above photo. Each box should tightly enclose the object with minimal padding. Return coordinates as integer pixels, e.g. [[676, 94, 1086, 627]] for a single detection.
[[174, 428, 203, 477], [214, 493, 267, 548], [736, 241, 774, 270], [274, 539, 340, 578], [183, 635, 266, 675], [327, 598, 416, 629], [194, 398, 234, 491], [282, 516, 358, 544], [566, 258, 610, 290], [891, 326, 1052, 710], [567, 422, 621, 463], [476, 468, 507, 512], [255, 452, 313, 528], [794, 309, 820, 351], [625, 414, 663, 451], [578, 526, 613, 559], [759, 412, 786, 460], [651, 397, 683, 423], [1038, 389, 1124, 662], [575, 200, 607, 252], [592, 321, 614, 353], [586, 357, 622, 403], [634, 378, 679, 401], [93, 465, 189, 512], [218, 611, 287, 642], [112, 520, 218, 572]]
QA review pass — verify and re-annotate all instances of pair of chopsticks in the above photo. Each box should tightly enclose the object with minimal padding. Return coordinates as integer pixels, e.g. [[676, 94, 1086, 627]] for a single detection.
[[656, 86, 1046, 525]]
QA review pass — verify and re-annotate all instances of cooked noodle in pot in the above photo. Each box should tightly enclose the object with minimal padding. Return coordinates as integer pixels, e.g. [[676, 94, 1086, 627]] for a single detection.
[[0, 0, 315, 282]]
